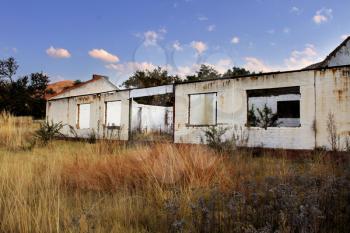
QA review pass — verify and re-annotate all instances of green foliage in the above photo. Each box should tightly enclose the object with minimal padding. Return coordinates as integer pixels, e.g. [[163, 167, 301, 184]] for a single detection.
[[122, 66, 180, 88], [247, 104, 258, 127], [248, 104, 279, 129], [204, 126, 231, 153], [0, 57, 18, 83], [185, 64, 220, 82], [34, 121, 65, 145], [203, 126, 249, 153], [0, 57, 50, 118], [123, 67, 179, 106], [222, 66, 252, 78]]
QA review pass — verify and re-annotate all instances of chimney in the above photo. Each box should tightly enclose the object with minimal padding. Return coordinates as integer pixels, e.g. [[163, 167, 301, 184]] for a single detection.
[[92, 74, 108, 80]]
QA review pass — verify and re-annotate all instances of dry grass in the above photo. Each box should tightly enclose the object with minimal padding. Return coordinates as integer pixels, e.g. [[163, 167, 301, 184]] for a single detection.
[[0, 112, 39, 150], [0, 113, 349, 233]]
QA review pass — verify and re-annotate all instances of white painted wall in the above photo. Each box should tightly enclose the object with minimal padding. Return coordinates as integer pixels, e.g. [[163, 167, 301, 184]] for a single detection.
[[131, 102, 173, 133], [174, 68, 350, 150], [46, 67, 350, 150], [47, 90, 130, 140]]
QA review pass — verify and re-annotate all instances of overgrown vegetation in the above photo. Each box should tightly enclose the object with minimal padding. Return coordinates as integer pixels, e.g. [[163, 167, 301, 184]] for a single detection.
[[203, 125, 249, 153], [0, 114, 349, 233], [248, 104, 279, 129], [34, 120, 65, 145]]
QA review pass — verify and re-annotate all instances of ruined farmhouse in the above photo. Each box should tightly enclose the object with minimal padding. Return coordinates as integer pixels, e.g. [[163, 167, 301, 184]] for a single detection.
[[46, 37, 350, 151]]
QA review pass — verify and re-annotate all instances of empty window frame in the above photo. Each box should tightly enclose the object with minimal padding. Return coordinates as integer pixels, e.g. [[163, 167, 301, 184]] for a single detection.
[[77, 104, 90, 129], [105, 101, 122, 128], [188, 92, 217, 126], [247, 86, 301, 127], [277, 101, 300, 118]]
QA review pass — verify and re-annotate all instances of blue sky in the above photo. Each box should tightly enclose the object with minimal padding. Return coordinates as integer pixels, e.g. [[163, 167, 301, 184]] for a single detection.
[[0, 0, 349, 85]]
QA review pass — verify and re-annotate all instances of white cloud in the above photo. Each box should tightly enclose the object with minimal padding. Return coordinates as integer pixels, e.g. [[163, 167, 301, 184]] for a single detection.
[[243, 44, 321, 72], [142, 29, 166, 46], [88, 49, 119, 63], [176, 64, 200, 78], [290, 6, 302, 14], [144, 31, 159, 46], [46, 46, 71, 58], [159, 27, 167, 34], [197, 16, 208, 21], [191, 41, 207, 54], [172, 41, 183, 51], [341, 34, 350, 40], [283, 27, 291, 34], [207, 58, 233, 74], [106, 62, 157, 74], [231, 36, 240, 44], [284, 44, 319, 69], [207, 24, 216, 32], [244, 57, 273, 73], [313, 8, 333, 24]]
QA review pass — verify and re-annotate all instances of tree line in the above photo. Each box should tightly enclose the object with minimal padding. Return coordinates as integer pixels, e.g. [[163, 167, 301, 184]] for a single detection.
[[0, 57, 49, 118], [122, 64, 253, 88]]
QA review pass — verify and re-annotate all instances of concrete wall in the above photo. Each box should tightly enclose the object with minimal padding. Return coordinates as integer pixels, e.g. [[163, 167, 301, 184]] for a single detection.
[[46, 66, 350, 150], [326, 39, 350, 67], [314, 67, 350, 150], [47, 90, 130, 140], [174, 71, 316, 149], [174, 67, 350, 150]]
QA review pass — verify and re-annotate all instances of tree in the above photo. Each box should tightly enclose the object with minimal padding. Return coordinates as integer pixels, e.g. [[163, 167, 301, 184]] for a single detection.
[[27, 72, 50, 118], [123, 67, 180, 88], [0, 57, 18, 83], [0, 57, 50, 118], [185, 64, 220, 82], [122, 67, 180, 106], [222, 67, 252, 78]]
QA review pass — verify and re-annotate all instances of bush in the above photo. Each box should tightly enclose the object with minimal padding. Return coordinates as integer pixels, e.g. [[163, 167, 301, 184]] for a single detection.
[[248, 104, 279, 129], [203, 126, 249, 154], [34, 121, 65, 145], [203, 126, 235, 153]]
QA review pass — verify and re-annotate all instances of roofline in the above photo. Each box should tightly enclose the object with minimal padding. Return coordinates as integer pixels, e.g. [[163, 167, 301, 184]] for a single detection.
[[47, 84, 173, 101], [47, 64, 350, 101], [319, 36, 350, 67], [174, 64, 350, 86], [48, 75, 118, 100]]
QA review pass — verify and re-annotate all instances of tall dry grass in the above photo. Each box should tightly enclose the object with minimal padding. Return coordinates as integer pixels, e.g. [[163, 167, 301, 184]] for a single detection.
[[0, 112, 39, 150], [0, 113, 349, 232]]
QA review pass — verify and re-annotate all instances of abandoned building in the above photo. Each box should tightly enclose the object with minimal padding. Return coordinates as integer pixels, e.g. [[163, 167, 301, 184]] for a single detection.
[[46, 37, 350, 151]]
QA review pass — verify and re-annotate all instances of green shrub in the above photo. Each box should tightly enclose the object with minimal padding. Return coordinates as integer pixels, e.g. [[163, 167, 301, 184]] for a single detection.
[[34, 121, 65, 145], [203, 126, 249, 154]]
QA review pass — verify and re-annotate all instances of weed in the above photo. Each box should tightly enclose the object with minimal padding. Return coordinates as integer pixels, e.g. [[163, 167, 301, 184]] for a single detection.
[[34, 120, 65, 145]]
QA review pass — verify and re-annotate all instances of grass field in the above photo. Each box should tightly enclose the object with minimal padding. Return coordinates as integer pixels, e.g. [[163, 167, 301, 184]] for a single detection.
[[0, 113, 349, 233]]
